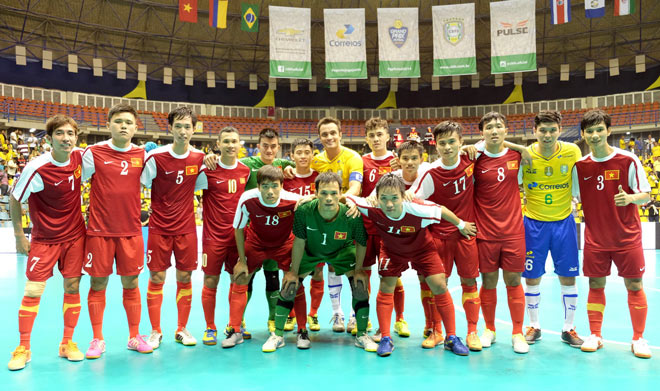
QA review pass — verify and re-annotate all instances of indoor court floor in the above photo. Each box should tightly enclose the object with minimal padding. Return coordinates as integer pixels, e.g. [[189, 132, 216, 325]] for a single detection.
[[1, 250, 658, 390]]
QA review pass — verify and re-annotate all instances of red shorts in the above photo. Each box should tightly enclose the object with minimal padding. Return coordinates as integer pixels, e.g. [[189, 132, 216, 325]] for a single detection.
[[363, 235, 381, 268], [477, 238, 526, 273], [378, 248, 445, 278], [202, 241, 238, 275], [146, 232, 198, 272], [26, 235, 86, 282], [245, 240, 292, 274], [84, 235, 144, 277], [434, 236, 479, 279], [583, 245, 646, 279]]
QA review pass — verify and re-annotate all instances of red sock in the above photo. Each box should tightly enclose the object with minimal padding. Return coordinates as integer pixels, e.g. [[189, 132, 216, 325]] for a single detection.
[[587, 287, 605, 337], [364, 269, 372, 294], [419, 282, 434, 330], [87, 288, 106, 340], [294, 284, 307, 331], [18, 296, 40, 349], [394, 280, 405, 321], [461, 284, 480, 334], [176, 281, 192, 331], [480, 287, 497, 332], [201, 286, 217, 330], [122, 287, 141, 338], [62, 293, 81, 344], [289, 309, 295, 318], [147, 281, 164, 333], [229, 284, 248, 331], [434, 291, 456, 336], [376, 291, 394, 338], [506, 285, 525, 335], [308, 279, 324, 317], [628, 289, 647, 340]]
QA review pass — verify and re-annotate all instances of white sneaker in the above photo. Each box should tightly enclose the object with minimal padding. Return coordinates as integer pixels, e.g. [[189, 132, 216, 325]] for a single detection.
[[372, 328, 382, 343], [512, 333, 529, 354], [346, 315, 356, 334], [221, 328, 244, 348], [632, 338, 652, 359], [330, 313, 345, 333], [175, 328, 197, 346], [355, 334, 378, 352], [262, 334, 285, 352], [296, 330, 311, 349], [480, 329, 496, 348], [147, 330, 163, 350], [580, 334, 603, 352]]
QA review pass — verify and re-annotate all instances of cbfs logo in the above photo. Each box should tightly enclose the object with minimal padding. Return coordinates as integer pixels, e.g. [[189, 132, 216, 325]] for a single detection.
[[443, 18, 464, 45], [389, 20, 408, 48], [497, 20, 529, 37]]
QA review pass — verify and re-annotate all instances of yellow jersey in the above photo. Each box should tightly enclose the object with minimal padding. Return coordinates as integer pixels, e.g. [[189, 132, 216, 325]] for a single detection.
[[520, 141, 581, 221], [311, 146, 363, 192]]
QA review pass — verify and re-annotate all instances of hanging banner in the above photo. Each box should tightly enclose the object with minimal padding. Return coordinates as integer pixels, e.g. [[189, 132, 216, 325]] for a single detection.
[[490, 0, 537, 74], [377, 8, 420, 78], [432, 3, 476, 76], [324, 9, 367, 79], [269, 6, 311, 79]]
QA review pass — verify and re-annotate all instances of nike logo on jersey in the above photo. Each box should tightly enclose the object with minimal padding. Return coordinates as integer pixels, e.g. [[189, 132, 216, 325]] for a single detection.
[[137, 266, 144, 271], [256, 215, 265, 217], [306, 226, 318, 231], [443, 181, 452, 186], [583, 176, 592, 180], [640, 266, 645, 272], [54, 180, 64, 186], [349, 263, 356, 267], [251, 169, 259, 172], [104, 161, 113, 165], [216, 180, 226, 184], [481, 170, 489, 174], [165, 171, 175, 175]]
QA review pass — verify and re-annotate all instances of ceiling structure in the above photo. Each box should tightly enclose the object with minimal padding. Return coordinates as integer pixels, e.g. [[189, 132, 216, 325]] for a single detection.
[[0, 0, 659, 90]]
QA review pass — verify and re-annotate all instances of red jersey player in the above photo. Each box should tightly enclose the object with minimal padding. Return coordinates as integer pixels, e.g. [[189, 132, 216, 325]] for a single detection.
[[571, 109, 652, 358], [195, 127, 250, 346], [473, 112, 528, 354], [140, 107, 206, 349], [82, 104, 152, 358], [347, 174, 476, 357], [8, 115, 86, 370]]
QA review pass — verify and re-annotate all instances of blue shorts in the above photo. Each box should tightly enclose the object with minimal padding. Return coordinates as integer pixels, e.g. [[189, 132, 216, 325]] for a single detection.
[[522, 215, 579, 279]]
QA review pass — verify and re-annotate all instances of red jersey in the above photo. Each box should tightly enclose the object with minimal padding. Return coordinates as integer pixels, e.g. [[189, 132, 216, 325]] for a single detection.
[[12, 149, 85, 243], [362, 152, 395, 197], [283, 170, 318, 196], [413, 155, 476, 239], [348, 195, 443, 258], [572, 148, 650, 251], [82, 141, 146, 236], [233, 188, 300, 248], [198, 159, 250, 244], [473, 148, 524, 241], [140, 145, 205, 235]]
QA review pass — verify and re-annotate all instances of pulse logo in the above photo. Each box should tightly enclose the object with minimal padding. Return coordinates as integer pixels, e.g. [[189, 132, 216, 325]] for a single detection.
[[497, 20, 529, 36]]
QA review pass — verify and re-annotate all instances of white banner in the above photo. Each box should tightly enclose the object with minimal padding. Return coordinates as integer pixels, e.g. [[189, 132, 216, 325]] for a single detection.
[[490, 0, 537, 74], [377, 8, 420, 78], [269, 6, 311, 79], [432, 3, 476, 76], [324, 9, 367, 79]]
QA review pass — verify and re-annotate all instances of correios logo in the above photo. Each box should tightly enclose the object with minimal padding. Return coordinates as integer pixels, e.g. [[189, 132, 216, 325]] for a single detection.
[[336, 24, 354, 39], [497, 20, 529, 36], [330, 24, 362, 47]]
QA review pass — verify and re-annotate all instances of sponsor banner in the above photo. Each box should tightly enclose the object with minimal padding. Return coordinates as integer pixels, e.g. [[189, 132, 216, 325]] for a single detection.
[[324, 9, 367, 79], [490, 0, 537, 74], [432, 3, 476, 76], [377, 8, 420, 78], [269, 6, 311, 79]]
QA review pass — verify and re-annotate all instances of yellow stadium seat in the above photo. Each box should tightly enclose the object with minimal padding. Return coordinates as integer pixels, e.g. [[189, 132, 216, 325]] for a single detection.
[[641, 216, 649, 222]]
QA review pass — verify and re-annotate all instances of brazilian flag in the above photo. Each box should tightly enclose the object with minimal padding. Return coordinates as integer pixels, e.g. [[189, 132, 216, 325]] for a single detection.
[[241, 3, 259, 32]]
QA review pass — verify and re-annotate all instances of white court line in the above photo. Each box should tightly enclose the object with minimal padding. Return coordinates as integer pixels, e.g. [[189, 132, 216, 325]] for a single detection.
[[447, 285, 660, 350]]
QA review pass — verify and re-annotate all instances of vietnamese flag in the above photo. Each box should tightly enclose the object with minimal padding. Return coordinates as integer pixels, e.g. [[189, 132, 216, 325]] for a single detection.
[[179, 0, 198, 23]]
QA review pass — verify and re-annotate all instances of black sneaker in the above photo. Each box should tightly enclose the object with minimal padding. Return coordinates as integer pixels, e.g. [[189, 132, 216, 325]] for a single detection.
[[297, 329, 311, 349], [561, 329, 584, 348], [525, 327, 542, 344]]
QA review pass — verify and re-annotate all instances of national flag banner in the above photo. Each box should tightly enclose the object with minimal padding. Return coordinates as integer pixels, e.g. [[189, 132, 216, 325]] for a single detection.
[[551, 0, 571, 25], [605, 170, 620, 180], [585, 0, 605, 18], [131, 158, 142, 167], [324, 8, 367, 79], [401, 226, 416, 233], [209, 0, 228, 29], [507, 160, 519, 170], [278, 210, 292, 218], [241, 3, 259, 32], [614, 0, 636, 16], [465, 163, 474, 177], [377, 8, 420, 78], [269, 6, 311, 79], [185, 165, 198, 175], [490, 0, 537, 74], [334, 231, 348, 240], [432, 3, 477, 76], [179, 0, 198, 23]]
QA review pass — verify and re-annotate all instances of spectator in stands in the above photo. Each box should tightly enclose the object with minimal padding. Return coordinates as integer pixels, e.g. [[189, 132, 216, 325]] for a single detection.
[[78, 137, 88, 148], [0, 129, 7, 146], [0, 205, 9, 225], [619, 136, 626, 150], [643, 196, 660, 223], [628, 137, 636, 153], [247, 143, 256, 156], [28, 149, 40, 161], [6, 157, 17, 179], [635, 137, 643, 156], [26, 130, 37, 150], [17, 135, 29, 159], [0, 160, 8, 196], [645, 134, 655, 158], [9, 129, 18, 149]]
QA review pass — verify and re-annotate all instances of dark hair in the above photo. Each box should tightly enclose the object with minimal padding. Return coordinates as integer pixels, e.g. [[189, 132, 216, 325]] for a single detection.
[[46, 115, 79, 137], [218, 126, 239, 139], [397, 140, 424, 157], [433, 121, 464, 140], [534, 110, 562, 128], [258, 127, 279, 143], [375, 173, 406, 197], [478, 111, 507, 131], [314, 171, 342, 192], [108, 103, 138, 123], [292, 138, 314, 152], [580, 109, 611, 131], [365, 117, 389, 134], [168, 106, 197, 127], [256, 165, 283, 185], [317, 117, 341, 133]]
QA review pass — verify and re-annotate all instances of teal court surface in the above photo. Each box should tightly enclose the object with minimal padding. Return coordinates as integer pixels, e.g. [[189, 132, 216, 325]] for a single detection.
[[1, 250, 658, 391]]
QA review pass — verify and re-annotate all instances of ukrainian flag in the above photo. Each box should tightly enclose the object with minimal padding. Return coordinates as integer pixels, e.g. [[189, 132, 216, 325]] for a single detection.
[[209, 0, 228, 29]]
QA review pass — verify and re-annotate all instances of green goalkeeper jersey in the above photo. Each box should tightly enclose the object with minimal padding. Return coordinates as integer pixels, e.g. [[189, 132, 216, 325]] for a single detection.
[[240, 156, 295, 190]]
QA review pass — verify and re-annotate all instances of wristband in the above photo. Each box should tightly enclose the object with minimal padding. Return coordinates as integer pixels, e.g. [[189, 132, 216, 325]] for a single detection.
[[456, 220, 466, 230]]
